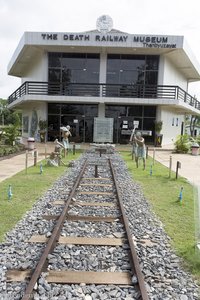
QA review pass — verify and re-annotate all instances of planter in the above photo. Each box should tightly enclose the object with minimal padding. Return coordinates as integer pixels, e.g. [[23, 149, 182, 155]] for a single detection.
[[191, 143, 199, 156], [155, 133, 163, 147], [27, 137, 35, 150], [38, 120, 48, 142], [39, 130, 46, 143]]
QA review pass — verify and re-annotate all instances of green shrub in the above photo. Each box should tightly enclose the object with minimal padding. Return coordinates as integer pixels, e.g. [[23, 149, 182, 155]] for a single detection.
[[174, 134, 191, 153], [0, 144, 25, 157]]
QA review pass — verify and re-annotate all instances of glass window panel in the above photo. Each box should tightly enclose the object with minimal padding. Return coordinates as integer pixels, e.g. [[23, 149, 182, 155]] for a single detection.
[[146, 56, 159, 70], [49, 53, 61, 67], [107, 54, 121, 60], [49, 69, 61, 82], [86, 57, 100, 70], [107, 71, 119, 84], [120, 70, 139, 84], [84, 105, 98, 116], [128, 106, 143, 116], [62, 57, 85, 70], [107, 60, 120, 72], [61, 104, 84, 115], [143, 106, 156, 117], [70, 70, 87, 83], [106, 54, 158, 85], [86, 70, 99, 83], [105, 105, 127, 117], [136, 70, 145, 84], [87, 54, 99, 59], [106, 54, 121, 84], [62, 68, 72, 83], [48, 53, 100, 84], [48, 103, 61, 114], [143, 118, 155, 130], [121, 57, 145, 71], [48, 115, 60, 130], [48, 115, 60, 141], [145, 71, 158, 84]]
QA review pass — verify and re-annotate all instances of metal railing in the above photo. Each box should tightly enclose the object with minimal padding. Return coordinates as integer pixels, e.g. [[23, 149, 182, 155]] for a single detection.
[[8, 81, 200, 111]]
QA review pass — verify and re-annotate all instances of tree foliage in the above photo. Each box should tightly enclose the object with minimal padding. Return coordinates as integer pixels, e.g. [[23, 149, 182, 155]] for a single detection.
[[0, 98, 22, 145], [190, 115, 200, 137]]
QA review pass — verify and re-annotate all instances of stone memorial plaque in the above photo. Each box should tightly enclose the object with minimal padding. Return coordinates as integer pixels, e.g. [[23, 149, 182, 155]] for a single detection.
[[93, 118, 113, 143]]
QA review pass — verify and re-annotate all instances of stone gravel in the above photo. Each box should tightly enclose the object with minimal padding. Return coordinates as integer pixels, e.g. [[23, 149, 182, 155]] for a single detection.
[[0, 149, 199, 299]]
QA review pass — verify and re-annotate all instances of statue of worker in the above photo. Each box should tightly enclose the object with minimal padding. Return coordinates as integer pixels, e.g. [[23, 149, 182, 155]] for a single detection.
[[60, 125, 72, 150]]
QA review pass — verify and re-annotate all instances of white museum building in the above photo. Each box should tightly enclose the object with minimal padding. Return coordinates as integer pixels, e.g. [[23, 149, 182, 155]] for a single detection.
[[7, 15, 200, 145]]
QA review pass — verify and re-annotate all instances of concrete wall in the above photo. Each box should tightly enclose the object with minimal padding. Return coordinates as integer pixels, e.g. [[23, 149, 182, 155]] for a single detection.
[[160, 55, 187, 90], [21, 51, 48, 83], [158, 107, 185, 145]]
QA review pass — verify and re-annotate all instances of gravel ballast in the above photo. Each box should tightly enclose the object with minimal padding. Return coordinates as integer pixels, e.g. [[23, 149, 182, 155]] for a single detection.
[[0, 150, 199, 300]]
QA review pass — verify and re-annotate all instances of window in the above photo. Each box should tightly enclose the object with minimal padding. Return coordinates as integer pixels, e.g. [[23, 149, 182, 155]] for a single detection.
[[106, 54, 159, 85], [48, 53, 100, 84]]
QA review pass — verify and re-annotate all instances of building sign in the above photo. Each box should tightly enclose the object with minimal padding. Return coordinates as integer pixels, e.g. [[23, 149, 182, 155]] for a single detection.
[[41, 32, 178, 49]]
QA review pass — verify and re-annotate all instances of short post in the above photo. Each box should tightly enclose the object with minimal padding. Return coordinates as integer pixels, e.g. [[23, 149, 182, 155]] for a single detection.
[[176, 161, 181, 179], [169, 156, 172, 178], [64, 148, 67, 158], [25, 150, 28, 174], [45, 144, 47, 159], [34, 150, 37, 166], [73, 144, 76, 155], [95, 165, 98, 178], [153, 148, 156, 165]]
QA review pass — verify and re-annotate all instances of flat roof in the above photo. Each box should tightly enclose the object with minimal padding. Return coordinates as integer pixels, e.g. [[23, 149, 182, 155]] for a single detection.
[[7, 29, 200, 81]]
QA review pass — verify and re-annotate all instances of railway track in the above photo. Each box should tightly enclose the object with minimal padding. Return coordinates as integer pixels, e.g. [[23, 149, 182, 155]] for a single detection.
[[6, 151, 149, 299]]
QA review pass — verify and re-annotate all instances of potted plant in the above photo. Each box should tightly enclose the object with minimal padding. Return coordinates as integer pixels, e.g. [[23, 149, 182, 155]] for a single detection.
[[38, 119, 48, 143], [154, 120, 163, 147]]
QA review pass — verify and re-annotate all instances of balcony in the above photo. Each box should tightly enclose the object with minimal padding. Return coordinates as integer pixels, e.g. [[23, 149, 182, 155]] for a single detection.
[[8, 81, 200, 111]]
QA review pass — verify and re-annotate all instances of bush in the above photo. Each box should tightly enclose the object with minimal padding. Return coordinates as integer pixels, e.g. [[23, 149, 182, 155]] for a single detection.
[[4, 124, 20, 145], [174, 134, 191, 153], [0, 144, 25, 157]]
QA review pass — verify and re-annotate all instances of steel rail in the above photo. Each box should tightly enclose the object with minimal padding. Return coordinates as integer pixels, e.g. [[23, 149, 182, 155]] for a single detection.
[[109, 158, 149, 300], [21, 159, 88, 300]]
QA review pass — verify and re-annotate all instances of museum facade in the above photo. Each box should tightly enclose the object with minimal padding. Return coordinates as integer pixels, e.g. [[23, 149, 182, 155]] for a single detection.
[[7, 15, 200, 145]]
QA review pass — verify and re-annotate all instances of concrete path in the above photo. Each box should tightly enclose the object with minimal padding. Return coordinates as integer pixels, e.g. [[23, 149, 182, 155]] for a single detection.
[[148, 148, 200, 187], [0, 143, 55, 183]]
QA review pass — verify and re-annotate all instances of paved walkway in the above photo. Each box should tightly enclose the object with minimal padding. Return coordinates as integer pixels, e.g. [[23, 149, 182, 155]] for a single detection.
[[0, 143, 200, 186], [0, 143, 55, 183], [148, 148, 200, 186]]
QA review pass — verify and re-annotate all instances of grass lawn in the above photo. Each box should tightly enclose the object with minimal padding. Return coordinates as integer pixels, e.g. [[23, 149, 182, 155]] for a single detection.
[[0, 151, 82, 242], [121, 151, 200, 281]]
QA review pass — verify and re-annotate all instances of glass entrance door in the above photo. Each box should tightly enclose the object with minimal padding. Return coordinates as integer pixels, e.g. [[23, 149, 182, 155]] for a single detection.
[[61, 115, 94, 143]]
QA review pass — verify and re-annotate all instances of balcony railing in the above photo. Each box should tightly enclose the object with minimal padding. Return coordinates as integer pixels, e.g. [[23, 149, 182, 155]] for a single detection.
[[8, 81, 200, 111]]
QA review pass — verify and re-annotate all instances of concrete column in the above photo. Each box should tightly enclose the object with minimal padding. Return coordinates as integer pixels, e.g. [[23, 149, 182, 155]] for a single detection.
[[98, 103, 105, 117], [99, 52, 107, 97], [99, 52, 107, 84]]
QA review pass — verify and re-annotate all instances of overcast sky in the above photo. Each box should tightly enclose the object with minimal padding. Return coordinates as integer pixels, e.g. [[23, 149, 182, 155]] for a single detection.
[[1, 0, 200, 99]]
